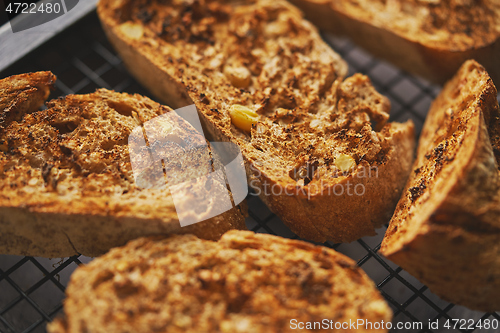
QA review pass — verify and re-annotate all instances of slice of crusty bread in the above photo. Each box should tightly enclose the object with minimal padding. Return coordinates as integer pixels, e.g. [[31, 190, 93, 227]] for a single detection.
[[0, 72, 246, 258], [289, 0, 500, 86], [47, 230, 392, 333], [0, 71, 55, 132], [97, 0, 415, 243], [381, 60, 500, 311]]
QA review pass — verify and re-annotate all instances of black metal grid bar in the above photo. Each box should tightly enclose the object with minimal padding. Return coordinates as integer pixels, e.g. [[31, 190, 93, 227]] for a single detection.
[[0, 11, 498, 333]]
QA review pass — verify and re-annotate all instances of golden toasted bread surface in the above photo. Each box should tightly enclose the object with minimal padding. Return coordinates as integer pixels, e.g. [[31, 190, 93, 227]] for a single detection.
[[381, 60, 500, 311], [289, 0, 500, 85], [0, 73, 246, 257], [326, 0, 499, 50], [48, 230, 392, 333], [98, 0, 415, 243], [0, 71, 55, 132]]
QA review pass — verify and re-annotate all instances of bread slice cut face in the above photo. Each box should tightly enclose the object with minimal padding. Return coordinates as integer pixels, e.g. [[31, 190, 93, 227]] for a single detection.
[[381, 60, 500, 311], [0, 71, 55, 132], [47, 230, 392, 333], [288, 0, 500, 85], [0, 72, 246, 258], [98, 0, 415, 243]]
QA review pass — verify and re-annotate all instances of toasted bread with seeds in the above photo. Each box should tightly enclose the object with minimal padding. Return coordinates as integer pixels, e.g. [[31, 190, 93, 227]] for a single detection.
[[48, 230, 392, 333], [381, 60, 500, 311], [289, 0, 500, 86], [0, 72, 246, 258], [97, 0, 415, 243]]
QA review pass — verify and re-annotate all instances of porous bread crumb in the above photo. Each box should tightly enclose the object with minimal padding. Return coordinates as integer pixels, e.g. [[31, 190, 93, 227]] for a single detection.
[[98, 0, 416, 242], [0, 73, 246, 257], [48, 231, 392, 333]]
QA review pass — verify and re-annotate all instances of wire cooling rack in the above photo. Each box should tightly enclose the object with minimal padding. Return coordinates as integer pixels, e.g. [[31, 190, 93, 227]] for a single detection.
[[0, 11, 499, 333]]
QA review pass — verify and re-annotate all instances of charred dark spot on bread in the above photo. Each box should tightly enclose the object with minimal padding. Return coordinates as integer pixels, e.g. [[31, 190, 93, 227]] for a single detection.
[[198, 93, 209, 104], [41, 163, 54, 184], [290, 160, 318, 185], [433, 142, 446, 170], [408, 180, 427, 203], [136, 7, 155, 24], [59, 145, 73, 156]]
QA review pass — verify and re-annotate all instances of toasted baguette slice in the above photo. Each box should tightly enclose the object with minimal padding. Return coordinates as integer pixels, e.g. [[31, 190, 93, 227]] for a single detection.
[[0, 72, 246, 258], [97, 0, 415, 243], [289, 0, 500, 86], [0, 71, 55, 132], [47, 230, 392, 333], [381, 60, 500, 311]]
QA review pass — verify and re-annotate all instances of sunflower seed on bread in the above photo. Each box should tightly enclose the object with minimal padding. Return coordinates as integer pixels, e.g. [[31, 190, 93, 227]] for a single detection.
[[97, 0, 415, 243]]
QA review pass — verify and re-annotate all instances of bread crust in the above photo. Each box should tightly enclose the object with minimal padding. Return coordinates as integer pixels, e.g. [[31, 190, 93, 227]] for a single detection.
[[289, 0, 500, 86], [0, 71, 55, 132], [48, 231, 392, 333], [381, 60, 500, 311], [0, 73, 246, 258], [97, 0, 415, 243]]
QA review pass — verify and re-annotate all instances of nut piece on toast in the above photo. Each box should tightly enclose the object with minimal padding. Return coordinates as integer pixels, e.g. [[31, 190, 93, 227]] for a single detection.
[[0, 72, 246, 258], [97, 0, 415, 243], [47, 230, 392, 333], [381, 60, 500, 312], [289, 0, 500, 86]]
